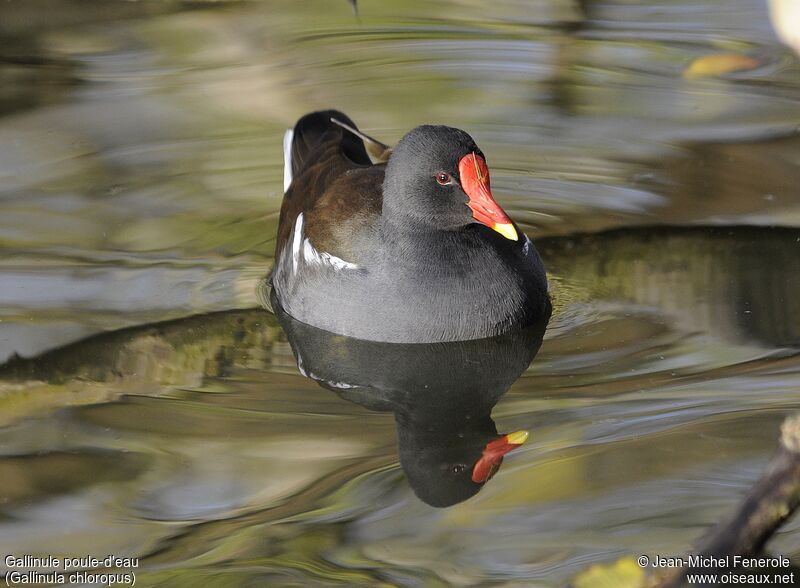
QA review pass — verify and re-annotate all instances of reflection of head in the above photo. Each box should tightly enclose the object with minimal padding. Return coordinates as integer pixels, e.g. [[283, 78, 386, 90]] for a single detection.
[[273, 292, 550, 507], [397, 414, 520, 508], [396, 411, 532, 507], [400, 430, 491, 507]]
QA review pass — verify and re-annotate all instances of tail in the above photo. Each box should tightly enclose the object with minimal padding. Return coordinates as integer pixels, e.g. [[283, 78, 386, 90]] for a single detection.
[[282, 110, 392, 192], [283, 110, 369, 192]]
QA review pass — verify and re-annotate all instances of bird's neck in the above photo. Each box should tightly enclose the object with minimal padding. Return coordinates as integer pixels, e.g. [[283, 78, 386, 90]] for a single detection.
[[395, 410, 497, 442], [377, 214, 487, 266]]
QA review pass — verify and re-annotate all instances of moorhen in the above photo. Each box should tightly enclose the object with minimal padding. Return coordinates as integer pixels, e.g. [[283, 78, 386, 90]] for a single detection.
[[271, 110, 549, 343]]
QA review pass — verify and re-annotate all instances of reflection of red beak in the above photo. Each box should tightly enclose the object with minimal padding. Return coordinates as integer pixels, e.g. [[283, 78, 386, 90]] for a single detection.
[[458, 152, 518, 241], [471, 430, 529, 483]]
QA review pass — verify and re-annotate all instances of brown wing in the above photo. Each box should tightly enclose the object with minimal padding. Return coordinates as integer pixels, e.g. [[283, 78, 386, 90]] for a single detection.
[[303, 165, 384, 262], [275, 111, 384, 263]]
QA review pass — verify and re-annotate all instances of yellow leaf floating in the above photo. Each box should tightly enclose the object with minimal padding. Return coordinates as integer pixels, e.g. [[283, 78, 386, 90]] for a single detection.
[[684, 53, 762, 78], [572, 557, 647, 588]]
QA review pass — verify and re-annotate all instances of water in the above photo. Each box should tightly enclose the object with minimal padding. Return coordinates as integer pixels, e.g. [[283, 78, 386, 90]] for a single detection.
[[1, 0, 800, 586]]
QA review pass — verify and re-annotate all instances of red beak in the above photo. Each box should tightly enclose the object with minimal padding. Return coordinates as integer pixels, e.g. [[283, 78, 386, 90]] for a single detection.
[[471, 430, 529, 483], [458, 153, 518, 241]]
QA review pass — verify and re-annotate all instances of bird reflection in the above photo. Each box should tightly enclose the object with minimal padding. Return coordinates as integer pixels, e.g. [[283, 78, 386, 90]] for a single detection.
[[273, 294, 550, 507]]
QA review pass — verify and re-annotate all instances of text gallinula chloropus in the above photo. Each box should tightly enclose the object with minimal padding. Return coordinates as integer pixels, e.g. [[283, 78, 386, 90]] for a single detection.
[[271, 110, 549, 343]]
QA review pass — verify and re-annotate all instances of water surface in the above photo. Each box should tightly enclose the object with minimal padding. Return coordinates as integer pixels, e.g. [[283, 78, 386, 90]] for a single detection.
[[1, 1, 800, 586]]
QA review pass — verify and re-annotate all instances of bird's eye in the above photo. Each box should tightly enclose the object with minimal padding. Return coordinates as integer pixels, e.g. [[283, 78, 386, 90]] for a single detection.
[[451, 464, 466, 474], [436, 172, 451, 185]]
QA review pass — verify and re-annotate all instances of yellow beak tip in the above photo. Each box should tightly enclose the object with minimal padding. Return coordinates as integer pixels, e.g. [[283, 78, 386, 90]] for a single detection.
[[493, 222, 519, 241], [506, 430, 529, 445]]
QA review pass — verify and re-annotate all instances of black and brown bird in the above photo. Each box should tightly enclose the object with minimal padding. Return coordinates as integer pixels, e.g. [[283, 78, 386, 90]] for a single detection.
[[271, 110, 549, 343]]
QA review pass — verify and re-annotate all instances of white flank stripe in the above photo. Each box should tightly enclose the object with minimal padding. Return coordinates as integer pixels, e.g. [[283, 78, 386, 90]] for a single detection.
[[290, 212, 358, 274], [283, 128, 294, 192], [291, 213, 303, 274], [303, 238, 359, 270]]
